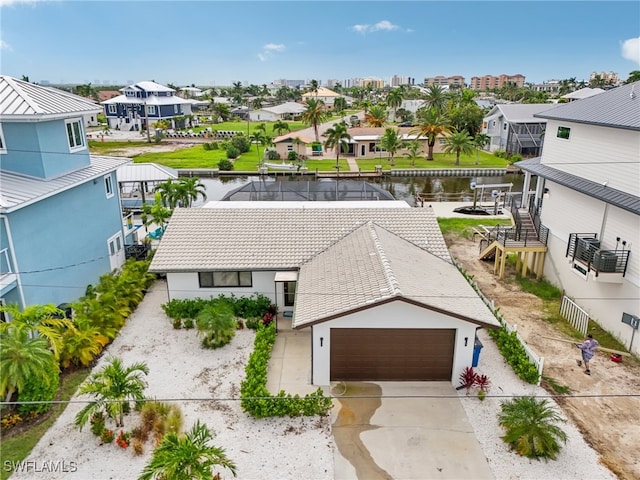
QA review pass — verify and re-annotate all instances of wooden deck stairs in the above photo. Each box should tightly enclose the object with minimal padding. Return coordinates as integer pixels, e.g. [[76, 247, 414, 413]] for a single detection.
[[478, 208, 548, 279]]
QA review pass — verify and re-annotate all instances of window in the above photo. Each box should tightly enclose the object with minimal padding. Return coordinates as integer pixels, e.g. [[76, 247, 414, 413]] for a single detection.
[[174, 104, 178, 114], [104, 174, 114, 198], [107, 232, 123, 256], [65, 118, 85, 152], [108, 104, 117, 114], [503, 123, 508, 131], [146, 105, 156, 115], [557, 126, 571, 140], [0, 124, 6, 154], [198, 271, 252, 288]]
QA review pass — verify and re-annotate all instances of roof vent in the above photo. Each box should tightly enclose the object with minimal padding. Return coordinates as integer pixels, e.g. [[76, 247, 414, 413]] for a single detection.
[[631, 85, 636, 99]]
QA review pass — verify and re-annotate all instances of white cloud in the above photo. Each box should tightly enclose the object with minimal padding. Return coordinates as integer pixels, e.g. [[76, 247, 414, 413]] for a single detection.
[[0, 40, 11, 50], [257, 43, 285, 62], [0, 0, 40, 7], [351, 20, 402, 34], [621, 37, 640, 65]]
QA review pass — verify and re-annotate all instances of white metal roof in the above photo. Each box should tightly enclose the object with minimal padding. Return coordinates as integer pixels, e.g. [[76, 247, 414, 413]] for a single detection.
[[121, 81, 174, 93], [0, 156, 131, 213], [116, 163, 178, 183], [0, 75, 102, 119], [260, 102, 306, 115], [561, 87, 605, 100]]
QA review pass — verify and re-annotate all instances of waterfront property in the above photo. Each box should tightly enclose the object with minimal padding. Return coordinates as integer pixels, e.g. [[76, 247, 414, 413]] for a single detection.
[[482, 103, 551, 157], [516, 82, 640, 355], [149, 201, 499, 386], [0, 75, 130, 308]]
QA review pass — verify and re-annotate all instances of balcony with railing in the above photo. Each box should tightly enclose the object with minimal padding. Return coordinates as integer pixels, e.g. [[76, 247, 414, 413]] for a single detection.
[[0, 248, 18, 296], [566, 234, 630, 282]]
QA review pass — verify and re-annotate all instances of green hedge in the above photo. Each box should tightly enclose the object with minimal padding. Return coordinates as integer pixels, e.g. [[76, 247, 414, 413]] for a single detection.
[[18, 360, 59, 415], [240, 323, 332, 418]]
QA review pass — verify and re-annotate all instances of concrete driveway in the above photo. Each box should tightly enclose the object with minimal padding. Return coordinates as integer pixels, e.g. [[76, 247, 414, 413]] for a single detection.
[[268, 322, 493, 480]]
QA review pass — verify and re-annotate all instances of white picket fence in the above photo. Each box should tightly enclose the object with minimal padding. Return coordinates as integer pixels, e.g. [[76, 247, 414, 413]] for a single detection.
[[560, 295, 589, 336], [453, 259, 545, 385]]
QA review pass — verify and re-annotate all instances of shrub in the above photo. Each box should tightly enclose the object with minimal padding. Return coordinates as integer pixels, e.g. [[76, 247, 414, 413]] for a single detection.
[[210, 141, 219, 150], [196, 303, 237, 349], [116, 429, 130, 449], [101, 429, 115, 443], [132, 438, 145, 456], [183, 318, 194, 329], [231, 134, 251, 153], [225, 145, 240, 159], [202, 142, 212, 151], [458, 366, 478, 394], [489, 326, 540, 384], [90, 412, 106, 436], [1, 413, 23, 431], [498, 397, 567, 460], [218, 159, 234, 170], [18, 359, 60, 415], [245, 318, 260, 330], [172, 318, 182, 329], [509, 153, 522, 164], [266, 149, 281, 160], [287, 151, 299, 162], [475, 374, 491, 401]]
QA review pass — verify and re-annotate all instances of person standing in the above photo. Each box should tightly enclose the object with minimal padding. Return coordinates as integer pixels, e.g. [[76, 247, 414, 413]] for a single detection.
[[576, 334, 599, 375]]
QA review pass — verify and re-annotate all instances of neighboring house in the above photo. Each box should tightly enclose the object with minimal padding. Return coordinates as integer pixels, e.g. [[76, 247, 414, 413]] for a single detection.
[[515, 82, 640, 355], [149, 202, 499, 386], [249, 102, 306, 122], [482, 104, 550, 157], [301, 86, 341, 108], [560, 87, 605, 102], [0, 75, 130, 309], [101, 81, 193, 131]]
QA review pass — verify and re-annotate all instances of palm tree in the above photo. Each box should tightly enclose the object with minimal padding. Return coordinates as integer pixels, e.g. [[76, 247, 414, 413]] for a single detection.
[[423, 84, 448, 113], [473, 133, 490, 165], [59, 316, 109, 369], [75, 357, 149, 429], [402, 140, 423, 166], [273, 120, 290, 137], [378, 128, 403, 166], [625, 71, 640, 84], [386, 88, 403, 121], [364, 104, 387, 127], [309, 79, 319, 96], [211, 101, 231, 122], [301, 98, 328, 143], [333, 96, 348, 113], [250, 130, 272, 163], [411, 107, 450, 160], [139, 420, 237, 480], [323, 121, 351, 169], [443, 129, 475, 166], [0, 328, 57, 402], [141, 192, 172, 233], [0, 303, 73, 361], [180, 177, 207, 207], [498, 397, 567, 460], [196, 303, 237, 349]]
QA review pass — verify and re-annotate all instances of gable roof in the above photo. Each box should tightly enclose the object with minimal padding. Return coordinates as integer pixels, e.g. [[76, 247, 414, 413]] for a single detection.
[[121, 81, 174, 93], [0, 75, 102, 120], [561, 87, 605, 100], [259, 102, 306, 115], [116, 163, 178, 183], [484, 104, 554, 123], [302, 87, 340, 98], [0, 156, 130, 213], [293, 222, 499, 328], [148, 204, 451, 273], [535, 81, 640, 130]]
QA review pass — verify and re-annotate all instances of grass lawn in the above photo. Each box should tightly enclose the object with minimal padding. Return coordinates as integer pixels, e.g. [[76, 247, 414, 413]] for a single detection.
[[89, 140, 151, 155], [0, 368, 90, 480], [437, 218, 513, 239], [134, 145, 228, 169], [356, 151, 510, 171], [190, 120, 308, 137]]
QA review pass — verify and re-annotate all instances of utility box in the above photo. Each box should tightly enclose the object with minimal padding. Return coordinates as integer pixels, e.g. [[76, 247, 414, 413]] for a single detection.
[[472, 336, 483, 367]]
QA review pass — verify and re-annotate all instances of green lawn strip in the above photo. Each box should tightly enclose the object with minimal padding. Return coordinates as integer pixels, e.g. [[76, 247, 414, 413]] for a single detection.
[[89, 140, 151, 155], [356, 151, 510, 171], [0, 368, 90, 480], [437, 218, 512, 239], [189, 120, 308, 136]]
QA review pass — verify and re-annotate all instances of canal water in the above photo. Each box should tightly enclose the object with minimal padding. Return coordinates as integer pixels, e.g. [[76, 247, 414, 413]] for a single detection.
[[196, 173, 524, 207]]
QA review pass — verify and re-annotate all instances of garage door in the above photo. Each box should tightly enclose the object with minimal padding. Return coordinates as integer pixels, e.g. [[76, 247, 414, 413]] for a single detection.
[[330, 328, 455, 381]]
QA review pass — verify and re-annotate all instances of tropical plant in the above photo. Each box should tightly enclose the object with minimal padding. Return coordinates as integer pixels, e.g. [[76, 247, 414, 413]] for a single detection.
[[301, 98, 329, 143], [474, 374, 491, 401], [423, 84, 448, 113], [178, 177, 207, 207], [139, 420, 237, 480], [498, 397, 567, 460], [386, 88, 403, 120], [196, 303, 237, 349], [473, 133, 490, 164], [458, 366, 478, 394], [75, 357, 149, 429], [443, 129, 475, 166], [59, 316, 109, 369], [272, 120, 290, 136], [0, 328, 57, 402], [625, 70, 640, 84], [364, 104, 387, 127], [323, 121, 351, 168], [378, 127, 403, 166], [402, 140, 423, 166], [0, 303, 73, 361], [333, 96, 348, 113], [412, 107, 450, 160]]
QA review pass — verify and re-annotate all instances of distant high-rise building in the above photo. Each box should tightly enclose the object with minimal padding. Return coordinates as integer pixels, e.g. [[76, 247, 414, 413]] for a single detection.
[[360, 77, 385, 89], [390, 75, 415, 87], [424, 75, 465, 88], [589, 71, 619, 85], [469, 74, 525, 90]]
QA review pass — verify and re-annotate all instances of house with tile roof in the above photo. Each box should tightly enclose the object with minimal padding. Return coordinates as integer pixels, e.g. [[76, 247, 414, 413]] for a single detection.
[[149, 201, 500, 385], [101, 81, 193, 131], [482, 104, 551, 157], [301, 86, 342, 108], [515, 81, 640, 355], [0, 75, 130, 309], [249, 102, 306, 122]]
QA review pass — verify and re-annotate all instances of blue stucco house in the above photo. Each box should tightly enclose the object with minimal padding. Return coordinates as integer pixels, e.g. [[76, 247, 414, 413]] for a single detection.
[[0, 75, 130, 310], [101, 81, 194, 131]]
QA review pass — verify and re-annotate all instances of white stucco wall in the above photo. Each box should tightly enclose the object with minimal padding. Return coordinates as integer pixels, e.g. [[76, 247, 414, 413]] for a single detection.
[[540, 182, 640, 354], [309, 300, 482, 387]]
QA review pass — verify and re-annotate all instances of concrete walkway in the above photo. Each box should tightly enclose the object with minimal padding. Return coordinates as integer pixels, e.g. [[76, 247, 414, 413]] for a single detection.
[[266, 318, 493, 480]]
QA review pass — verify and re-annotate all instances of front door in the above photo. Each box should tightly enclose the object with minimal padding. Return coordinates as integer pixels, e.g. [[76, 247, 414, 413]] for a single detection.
[[283, 281, 296, 307]]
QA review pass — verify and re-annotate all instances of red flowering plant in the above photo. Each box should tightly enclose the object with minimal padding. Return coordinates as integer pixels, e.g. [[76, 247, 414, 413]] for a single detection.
[[115, 429, 130, 449]]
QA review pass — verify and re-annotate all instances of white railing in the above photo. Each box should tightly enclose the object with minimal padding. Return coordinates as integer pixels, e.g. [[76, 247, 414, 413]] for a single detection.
[[560, 295, 589, 336]]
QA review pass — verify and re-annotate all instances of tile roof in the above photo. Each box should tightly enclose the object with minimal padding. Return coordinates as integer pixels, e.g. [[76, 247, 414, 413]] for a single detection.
[[0, 156, 131, 212], [293, 223, 499, 328], [535, 81, 640, 130], [515, 157, 640, 215], [0, 75, 102, 118], [302, 87, 340, 98], [148, 205, 451, 272]]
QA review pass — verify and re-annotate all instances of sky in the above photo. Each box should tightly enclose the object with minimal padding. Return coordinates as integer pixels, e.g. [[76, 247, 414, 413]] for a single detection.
[[1, 0, 639, 87]]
